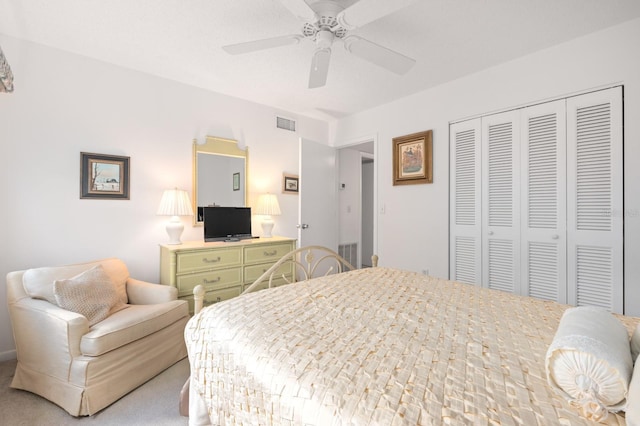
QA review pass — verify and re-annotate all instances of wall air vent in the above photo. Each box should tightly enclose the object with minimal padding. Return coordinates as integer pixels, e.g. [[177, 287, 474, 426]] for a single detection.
[[276, 116, 297, 132], [339, 243, 357, 267]]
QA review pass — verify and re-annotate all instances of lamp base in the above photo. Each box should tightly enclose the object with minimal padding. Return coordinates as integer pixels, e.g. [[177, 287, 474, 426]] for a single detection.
[[261, 217, 275, 238], [165, 216, 185, 245]]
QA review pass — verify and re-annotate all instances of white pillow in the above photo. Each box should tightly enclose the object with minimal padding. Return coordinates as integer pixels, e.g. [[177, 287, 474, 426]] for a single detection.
[[631, 324, 640, 362], [545, 306, 632, 422], [628, 358, 640, 426], [53, 264, 127, 326]]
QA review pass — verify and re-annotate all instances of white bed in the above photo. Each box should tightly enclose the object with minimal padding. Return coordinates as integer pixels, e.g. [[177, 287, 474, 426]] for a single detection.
[[184, 267, 639, 425]]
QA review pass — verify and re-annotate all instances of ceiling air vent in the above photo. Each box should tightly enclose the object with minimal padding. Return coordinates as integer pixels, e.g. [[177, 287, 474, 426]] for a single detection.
[[276, 116, 296, 132]]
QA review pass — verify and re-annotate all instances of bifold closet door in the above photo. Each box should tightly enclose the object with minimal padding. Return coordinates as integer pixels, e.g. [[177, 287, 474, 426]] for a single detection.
[[482, 111, 520, 293], [520, 100, 567, 303], [449, 119, 482, 285], [567, 87, 623, 313], [449, 86, 623, 311]]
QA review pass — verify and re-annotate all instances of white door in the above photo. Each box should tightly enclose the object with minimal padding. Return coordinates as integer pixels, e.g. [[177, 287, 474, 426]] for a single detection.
[[482, 110, 521, 293], [449, 119, 482, 285], [298, 138, 338, 251], [520, 100, 567, 303], [566, 87, 623, 313]]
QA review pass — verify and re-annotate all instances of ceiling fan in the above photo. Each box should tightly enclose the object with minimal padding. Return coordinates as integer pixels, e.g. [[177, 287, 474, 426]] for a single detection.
[[222, 0, 418, 88]]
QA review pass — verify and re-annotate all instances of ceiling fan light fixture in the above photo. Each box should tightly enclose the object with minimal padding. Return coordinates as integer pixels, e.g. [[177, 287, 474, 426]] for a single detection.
[[315, 30, 335, 49]]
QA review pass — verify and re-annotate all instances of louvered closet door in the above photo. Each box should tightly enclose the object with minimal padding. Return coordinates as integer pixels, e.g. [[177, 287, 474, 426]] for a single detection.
[[566, 87, 623, 313], [520, 100, 567, 303], [482, 111, 521, 293], [449, 119, 482, 285]]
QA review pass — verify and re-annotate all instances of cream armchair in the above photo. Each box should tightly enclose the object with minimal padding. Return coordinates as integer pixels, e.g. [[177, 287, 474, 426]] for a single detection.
[[6, 258, 189, 416]]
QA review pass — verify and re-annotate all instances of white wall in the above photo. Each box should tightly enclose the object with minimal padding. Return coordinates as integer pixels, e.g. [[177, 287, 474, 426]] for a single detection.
[[0, 35, 328, 359], [333, 18, 640, 316]]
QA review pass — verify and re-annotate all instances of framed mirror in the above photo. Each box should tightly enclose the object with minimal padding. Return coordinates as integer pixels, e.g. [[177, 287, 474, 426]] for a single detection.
[[192, 136, 248, 225]]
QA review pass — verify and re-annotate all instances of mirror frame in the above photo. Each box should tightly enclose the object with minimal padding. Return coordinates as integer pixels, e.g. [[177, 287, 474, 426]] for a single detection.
[[192, 136, 249, 226]]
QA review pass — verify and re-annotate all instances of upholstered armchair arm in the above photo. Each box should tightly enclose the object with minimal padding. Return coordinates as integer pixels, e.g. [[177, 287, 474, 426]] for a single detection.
[[9, 297, 88, 377], [126, 278, 178, 305]]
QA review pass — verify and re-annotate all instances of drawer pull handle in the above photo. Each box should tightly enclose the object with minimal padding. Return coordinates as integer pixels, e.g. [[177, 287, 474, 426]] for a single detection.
[[202, 256, 221, 263], [264, 250, 277, 257], [203, 277, 221, 284]]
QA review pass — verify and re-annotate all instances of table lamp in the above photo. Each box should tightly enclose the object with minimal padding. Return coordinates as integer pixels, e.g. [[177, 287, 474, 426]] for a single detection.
[[157, 188, 194, 244], [255, 193, 281, 238]]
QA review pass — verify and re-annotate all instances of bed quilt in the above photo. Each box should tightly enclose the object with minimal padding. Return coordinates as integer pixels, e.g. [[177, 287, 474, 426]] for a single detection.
[[185, 267, 637, 425]]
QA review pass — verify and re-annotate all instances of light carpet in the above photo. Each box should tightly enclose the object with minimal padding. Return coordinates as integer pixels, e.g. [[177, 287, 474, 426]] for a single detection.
[[0, 357, 190, 425]]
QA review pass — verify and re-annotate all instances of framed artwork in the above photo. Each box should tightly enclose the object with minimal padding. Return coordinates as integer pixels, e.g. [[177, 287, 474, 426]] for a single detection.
[[233, 172, 240, 191], [283, 173, 299, 194], [80, 152, 130, 199], [392, 130, 433, 186]]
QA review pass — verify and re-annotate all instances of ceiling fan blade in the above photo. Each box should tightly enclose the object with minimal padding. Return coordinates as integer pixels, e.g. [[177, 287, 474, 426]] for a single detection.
[[278, 0, 317, 22], [308, 48, 331, 89], [337, 0, 418, 30], [222, 35, 302, 55], [343, 36, 415, 75]]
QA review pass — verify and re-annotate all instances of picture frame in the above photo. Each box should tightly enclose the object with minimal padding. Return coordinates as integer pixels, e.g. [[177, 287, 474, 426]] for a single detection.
[[80, 152, 130, 199], [283, 173, 299, 194], [392, 130, 433, 186], [233, 172, 240, 191]]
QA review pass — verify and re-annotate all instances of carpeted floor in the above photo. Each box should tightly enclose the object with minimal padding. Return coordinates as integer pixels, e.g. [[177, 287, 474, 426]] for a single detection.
[[0, 357, 190, 425]]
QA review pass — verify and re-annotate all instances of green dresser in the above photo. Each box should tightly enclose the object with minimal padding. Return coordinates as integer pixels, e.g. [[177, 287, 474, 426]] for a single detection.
[[160, 237, 296, 313]]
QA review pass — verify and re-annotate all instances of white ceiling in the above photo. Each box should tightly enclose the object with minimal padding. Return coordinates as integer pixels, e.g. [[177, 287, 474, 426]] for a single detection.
[[2, 0, 640, 121]]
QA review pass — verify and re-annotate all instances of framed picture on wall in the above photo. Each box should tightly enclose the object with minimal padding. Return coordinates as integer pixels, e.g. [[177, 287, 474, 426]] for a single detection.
[[233, 172, 240, 191], [283, 173, 299, 194], [392, 130, 433, 186], [80, 152, 130, 199]]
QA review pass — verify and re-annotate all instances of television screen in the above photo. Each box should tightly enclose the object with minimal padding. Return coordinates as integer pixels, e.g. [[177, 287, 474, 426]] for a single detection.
[[203, 207, 252, 242]]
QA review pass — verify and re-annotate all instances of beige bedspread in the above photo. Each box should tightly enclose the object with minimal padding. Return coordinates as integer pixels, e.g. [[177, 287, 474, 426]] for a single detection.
[[185, 267, 638, 425]]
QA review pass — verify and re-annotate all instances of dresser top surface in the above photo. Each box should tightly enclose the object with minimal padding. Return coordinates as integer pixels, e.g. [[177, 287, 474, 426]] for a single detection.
[[160, 236, 296, 252]]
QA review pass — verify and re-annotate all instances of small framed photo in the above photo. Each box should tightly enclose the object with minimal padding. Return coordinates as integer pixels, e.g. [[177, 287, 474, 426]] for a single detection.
[[80, 152, 130, 199], [392, 130, 433, 186], [233, 172, 240, 191], [283, 173, 299, 194]]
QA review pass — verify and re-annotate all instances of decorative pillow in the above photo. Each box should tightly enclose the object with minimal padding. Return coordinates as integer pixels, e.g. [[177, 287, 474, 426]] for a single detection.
[[631, 324, 640, 362], [545, 306, 632, 422], [53, 264, 127, 326], [627, 357, 640, 425]]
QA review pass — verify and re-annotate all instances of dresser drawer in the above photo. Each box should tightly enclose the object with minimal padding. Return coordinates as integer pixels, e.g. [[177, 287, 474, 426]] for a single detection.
[[176, 247, 242, 274], [244, 262, 293, 284], [176, 267, 243, 296], [182, 286, 242, 314], [244, 243, 293, 265]]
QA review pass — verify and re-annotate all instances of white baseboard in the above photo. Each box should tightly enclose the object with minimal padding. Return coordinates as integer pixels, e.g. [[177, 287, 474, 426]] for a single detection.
[[0, 349, 17, 362]]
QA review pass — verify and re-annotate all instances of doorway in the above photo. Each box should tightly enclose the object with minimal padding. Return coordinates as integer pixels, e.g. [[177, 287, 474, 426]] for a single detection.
[[337, 141, 375, 268]]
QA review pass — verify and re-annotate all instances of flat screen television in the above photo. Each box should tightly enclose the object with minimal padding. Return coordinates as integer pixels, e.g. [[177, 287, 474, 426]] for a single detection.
[[203, 207, 253, 242]]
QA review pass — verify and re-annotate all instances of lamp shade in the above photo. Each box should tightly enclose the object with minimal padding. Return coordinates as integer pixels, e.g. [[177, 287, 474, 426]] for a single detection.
[[255, 193, 281, 216], [157, 188, 194, 216]]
